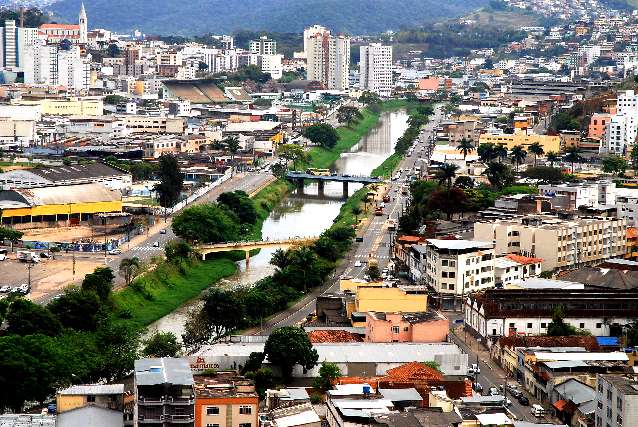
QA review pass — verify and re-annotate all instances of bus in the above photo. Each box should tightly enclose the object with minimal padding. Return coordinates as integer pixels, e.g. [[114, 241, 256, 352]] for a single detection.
[[306, 168, 331, 176]]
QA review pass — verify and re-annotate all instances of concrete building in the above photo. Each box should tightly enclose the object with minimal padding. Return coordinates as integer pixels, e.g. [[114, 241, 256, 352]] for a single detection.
[[478, 132, 561, 153], [56, 384, 124, 414], [464, 288, 638, 347], [303, 25, 329, 55], [364, 311, 449, 343], [38, 4, 87, 45], [193, 374, 258, 427], [258, 54, 283, 80], [615, 187, 638, 227], [13, 97, 103, 116], [0, 20, 39, 69], [23, 40, 91, 91], [359, 44, 393, 97], [602, 90, 638, 155], [494, 254, 543, 286], [595, 374, 638, 427], [305, 26, 350, 91], [538, 182, 616, 211], [249, 36, 276, 55], [588, 113, 611, 140], [473, 215, 627, 271], [134, 358, 195, 427]]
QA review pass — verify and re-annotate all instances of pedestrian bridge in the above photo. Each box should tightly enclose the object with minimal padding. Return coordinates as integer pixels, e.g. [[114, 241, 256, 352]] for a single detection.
[[285, 171, 382, 196], [195, 237, 318, 266]]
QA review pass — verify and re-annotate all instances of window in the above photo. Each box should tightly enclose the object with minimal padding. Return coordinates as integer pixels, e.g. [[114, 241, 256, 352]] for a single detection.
[[509, 322, 515, 328], [617, 396, 623, 410], [527, 323, 533, 328], [442, 260, 448, 266], [404, 327, 409, 332], [541, 322, 547, 328], [580, 322, 585, 329], [442, 271, 448, 278], [239, 424, 252, 427], [239, 406, 252, 415], [449, 272, 456, 278], [87, 395, 96, 403], [207, 407, 220, 415], [391, 326, 400, 333], [597, 323, 602, 328]]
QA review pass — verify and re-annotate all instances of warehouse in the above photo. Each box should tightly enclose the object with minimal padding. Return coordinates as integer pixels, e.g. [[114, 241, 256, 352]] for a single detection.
[[0, 183, 123, 227]]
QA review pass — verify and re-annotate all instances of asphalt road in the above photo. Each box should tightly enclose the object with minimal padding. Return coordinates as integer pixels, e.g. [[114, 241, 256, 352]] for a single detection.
[[248, 106, 446, 334]]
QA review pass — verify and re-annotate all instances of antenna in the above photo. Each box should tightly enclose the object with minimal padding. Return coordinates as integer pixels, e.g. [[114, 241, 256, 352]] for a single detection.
[[19, 7, 24, 28]]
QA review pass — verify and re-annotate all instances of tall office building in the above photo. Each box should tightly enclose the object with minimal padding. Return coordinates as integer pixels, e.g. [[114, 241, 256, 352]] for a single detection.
[[0, 20, 40, 69], [359, 43, 393, 97], [305, 26, 350, 91], [249, 36, 276, 55], [24, 40, 91, 91]]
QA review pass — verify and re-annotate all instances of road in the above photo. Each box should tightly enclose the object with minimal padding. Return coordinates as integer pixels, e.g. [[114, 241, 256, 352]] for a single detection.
[[247, 106, 445, 334]]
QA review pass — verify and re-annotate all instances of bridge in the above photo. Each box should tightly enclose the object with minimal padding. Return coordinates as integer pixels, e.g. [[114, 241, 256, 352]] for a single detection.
[[285, 171, 382, 196], [195, 237, 318, 267]]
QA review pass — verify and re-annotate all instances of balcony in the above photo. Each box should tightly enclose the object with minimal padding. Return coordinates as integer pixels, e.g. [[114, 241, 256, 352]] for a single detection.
[[138, 414, 164, 423], [167, 397, 195, 405], [165, 414, 194, 423], [138, 397, 166, 406]]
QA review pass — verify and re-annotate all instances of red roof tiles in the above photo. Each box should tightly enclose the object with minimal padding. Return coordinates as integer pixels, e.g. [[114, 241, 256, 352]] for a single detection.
[[307, 330, 364, 343], [384, 362, 444, 382]]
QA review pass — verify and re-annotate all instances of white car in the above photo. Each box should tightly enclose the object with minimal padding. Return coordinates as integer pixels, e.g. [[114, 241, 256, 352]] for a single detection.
[[354, 261, 362, 267], [108, 249, 122, 255], [0, 285, 10, 293]]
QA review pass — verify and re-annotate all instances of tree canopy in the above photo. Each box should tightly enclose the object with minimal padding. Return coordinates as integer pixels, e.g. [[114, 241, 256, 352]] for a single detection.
[[154, 154, 184, 209], [264, 327, 318, 382], [303, 123, 339, 149], [172, 203, 241, 243]]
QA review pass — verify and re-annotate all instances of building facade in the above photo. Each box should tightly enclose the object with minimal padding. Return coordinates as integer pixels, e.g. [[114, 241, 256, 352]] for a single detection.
[[249, 36, 276, 55], [602, 90, 638, 154], [359, 43, 393, 97], [305, 26, 350, 91], [595, 374, 638, 427]]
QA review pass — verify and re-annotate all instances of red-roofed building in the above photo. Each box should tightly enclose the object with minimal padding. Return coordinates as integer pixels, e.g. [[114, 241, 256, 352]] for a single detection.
[[495, 254, 543, 286], [307, 329, 364, 343]]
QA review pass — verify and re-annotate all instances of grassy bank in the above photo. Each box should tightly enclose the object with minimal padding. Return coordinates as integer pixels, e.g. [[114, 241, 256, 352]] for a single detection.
[[371, 153, 402, 178], [113, 258, 238, 328], [333, 187, 370, 229]]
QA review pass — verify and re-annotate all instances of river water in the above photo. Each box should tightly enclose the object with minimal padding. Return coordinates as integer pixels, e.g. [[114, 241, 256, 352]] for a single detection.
[[147, 110, 409, 337]]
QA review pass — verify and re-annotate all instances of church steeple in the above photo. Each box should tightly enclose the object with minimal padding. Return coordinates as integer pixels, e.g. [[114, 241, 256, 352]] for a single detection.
[[79, 3, 88, 44]]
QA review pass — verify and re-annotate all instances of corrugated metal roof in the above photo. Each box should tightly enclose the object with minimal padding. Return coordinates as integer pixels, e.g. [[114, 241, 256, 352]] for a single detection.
[[58, 384, 124, 395], [134, 358, 193, 386], [379, 388, 422, 402], [596, 336, 620, 346], [544, 361, 590, 369], [553, 378, 596, 405], [11, 183, 121, 206]]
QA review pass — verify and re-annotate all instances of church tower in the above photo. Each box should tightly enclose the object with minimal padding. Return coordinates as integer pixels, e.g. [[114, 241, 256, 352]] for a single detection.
[[79, 3, 88, 44]]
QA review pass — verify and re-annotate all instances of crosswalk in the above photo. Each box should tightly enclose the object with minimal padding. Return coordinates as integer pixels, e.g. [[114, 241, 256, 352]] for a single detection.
[[132, 246, 163, 252], [354, 254, 391, 260]]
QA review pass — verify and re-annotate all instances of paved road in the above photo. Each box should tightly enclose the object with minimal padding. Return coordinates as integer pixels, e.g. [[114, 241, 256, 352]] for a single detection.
[[246, 106, 445, 334]]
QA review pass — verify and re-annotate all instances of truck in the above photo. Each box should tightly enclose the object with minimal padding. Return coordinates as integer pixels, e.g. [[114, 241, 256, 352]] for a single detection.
[[386, 219, 397, 231], [17, 251, 39, 263]]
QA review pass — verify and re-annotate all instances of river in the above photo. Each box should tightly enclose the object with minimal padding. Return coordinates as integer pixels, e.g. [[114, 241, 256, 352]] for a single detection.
[[147, 109, 409, 337]]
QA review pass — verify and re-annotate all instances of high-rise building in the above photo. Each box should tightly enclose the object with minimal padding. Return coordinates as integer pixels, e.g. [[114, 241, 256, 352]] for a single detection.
[[602, 90, 638, 155], [0, 20, 40, 69], [24, 40, 91, 91], [305, 26, 350, 91], [258, 54, 283, 79], [249, 36, 276, 55], [303, 25, 328, 55], [359, 43, 393, 97]]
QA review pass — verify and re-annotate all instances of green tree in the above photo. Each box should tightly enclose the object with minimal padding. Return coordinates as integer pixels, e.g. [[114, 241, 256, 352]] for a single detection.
[[104, 94, 128, 105], [546, 151, 560, 167], [477, 143, 497, 163], [119, 257, 141, 287], [457, 138, 475, 160], [142, 331, 181, 357], [435, 163, 459, 190], [222, 136, 241, 175], [0, 227, 23, 243], [165, 241, 193, 261], [631, 145, 638, 171], [93, 320, 140, 381], [524, 166, 564, 183], [336, 106, 364, 127], [107, 43, 121, 57], [245, 367, 273, 399], [528, 142, 545, 167], [154, 154, 184, 210], [602, 155, 628, 176], [564, 146, 582, 174], [303, 123, 339, 149], [6, 298, 61, 336], [218, 191, 257, 225], [427, 188, 469, 220], [510, 145, 527, 172], [48, 288, 103, 331], [351, 206, 363, 223], [81, 267, 115, 301], [495, 145, 508, 163], [263, 327, 318, 383], [172, 203, 241, 243], [484, 162, 514, 190], [313, 362, 341, 391], [454, 176, 474, 189], [358, 91, 381, 105], [546, 305, 588, 336], [368, 264, 381, 280], [277, 144, 308, 170]]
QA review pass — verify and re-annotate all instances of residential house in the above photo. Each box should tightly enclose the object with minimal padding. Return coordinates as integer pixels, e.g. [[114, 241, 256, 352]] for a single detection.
[[193, 373, 258, 427], [365, 311, 448, 343]]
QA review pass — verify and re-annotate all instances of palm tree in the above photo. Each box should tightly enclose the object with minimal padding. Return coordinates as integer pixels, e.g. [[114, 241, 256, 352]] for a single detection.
[[351, 206, 363, 224], [484, 162, 513, 190], [223, 136, 241, 175], [477, 143, 496, 163], [435, 163, 460, 190], [510, 145, 527, 172], [457, 138, 475, 160], [270, 249, 290, 269], [119, 257, 141, 287], [546, 151, 559, 168], [564, 146, 582, 174], [292, 247, 317, 292], [495, 145, 508, 163], [528, 142, 545, 167]]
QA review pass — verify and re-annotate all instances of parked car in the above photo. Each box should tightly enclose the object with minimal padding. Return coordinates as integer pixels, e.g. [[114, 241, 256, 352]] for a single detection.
[[160, 229, 167, 234], [153, 241, 160, 247], [108, 249, 122, 255], [531, 404, 545, 417], [488, 387, 499, 396], [0, 285, 10, 293], [354, 261, 362, 267], [470, 363, 481, 374], [507, 385, 522, 398], [518, 396, 530, 406], [472, 382, 483, 393]]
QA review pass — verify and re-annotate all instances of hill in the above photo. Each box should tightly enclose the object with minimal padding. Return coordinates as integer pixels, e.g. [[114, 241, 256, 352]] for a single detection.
[[47, 0, 490, 36]]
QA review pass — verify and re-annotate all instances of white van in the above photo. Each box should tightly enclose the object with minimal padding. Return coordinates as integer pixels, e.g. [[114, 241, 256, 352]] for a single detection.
[[531, 404, 545, 417]]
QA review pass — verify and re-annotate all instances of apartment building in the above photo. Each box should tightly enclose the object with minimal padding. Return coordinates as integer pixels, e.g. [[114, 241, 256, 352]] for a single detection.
[[409, 240, 495, 305], [193, 374, 258, 427], [364, 311, 449, 343], [595, 374, 638, 427], [478, 132, 561, 153], [134, 358, 195, 427], [538, 182, 617, 211], [494, 254, 543, 286], [305, 26, 350, 91], [124, 116, 185, 134], [0, 20, 39, 69], [359, 43, 393, 97], [588, 113, 611, 140], [249, 36, 276, 55], [57, 384, 124, 414], [465, 288, 638, 347], [615, 187, 638, 227], [473, 215, 627, 271], [602, 90, 638, 154], [23, 40, 91, 91]]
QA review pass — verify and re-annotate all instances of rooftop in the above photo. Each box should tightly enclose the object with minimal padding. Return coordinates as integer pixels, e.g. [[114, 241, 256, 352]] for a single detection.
[[497, 335, 601, 352], [134, 358, 193, 387], [307, 329, 363, 343], [426, 239, 494, 251], [58, 384, 124, 396], [600, 374, 638, 396], [193, 373, 257, 398]]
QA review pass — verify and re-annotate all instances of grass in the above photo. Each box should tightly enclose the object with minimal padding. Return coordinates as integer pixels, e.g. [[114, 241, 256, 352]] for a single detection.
[[371, 153, 402, 178], [113, 258, 238, 328], [333, 187, 371, 229]]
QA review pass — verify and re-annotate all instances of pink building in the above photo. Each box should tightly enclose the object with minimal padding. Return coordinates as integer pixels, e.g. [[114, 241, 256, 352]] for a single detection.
[[588, 113, 611, 140], [365, 311, 449, 343]]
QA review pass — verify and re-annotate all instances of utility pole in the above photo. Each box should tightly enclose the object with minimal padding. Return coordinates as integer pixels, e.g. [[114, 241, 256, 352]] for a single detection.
[[27, 262, 32, 288]]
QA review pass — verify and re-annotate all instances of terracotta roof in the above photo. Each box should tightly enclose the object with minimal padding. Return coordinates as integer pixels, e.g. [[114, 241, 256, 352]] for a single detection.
[[397, 236, 425, 244], [628, 227, 638, 240], [553, 399, 568, 411], [307, 330, 363, 343], [497, 335, 601, 352], [384, 362, 444, 382], [40, 24, 80, 30], [505, 253, 543, 265]]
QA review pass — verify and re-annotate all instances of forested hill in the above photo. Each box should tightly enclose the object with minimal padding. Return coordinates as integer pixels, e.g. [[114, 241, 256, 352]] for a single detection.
[[48, 0, 489, 35]]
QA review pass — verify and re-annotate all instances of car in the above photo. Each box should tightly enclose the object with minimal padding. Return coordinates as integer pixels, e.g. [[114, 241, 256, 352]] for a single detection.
[[507, 385, 522, 398], [518, 396, 530, 406], [18, 284, 30, 294], [355, 237, 364, 242], [470, 363, 481, 374], [354, 261, 362, 267], [153, 241, 160, 247], [0, 285, 10, 293], [108, 249, 122, 255], [472, 382, 483, 393], [160, 229, 167, 234], [488, 387, 500, 396]]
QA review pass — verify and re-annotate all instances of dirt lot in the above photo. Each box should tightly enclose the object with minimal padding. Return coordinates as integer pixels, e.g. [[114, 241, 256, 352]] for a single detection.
[[22, 226, 125, 243], [0, 254, 103, 302]]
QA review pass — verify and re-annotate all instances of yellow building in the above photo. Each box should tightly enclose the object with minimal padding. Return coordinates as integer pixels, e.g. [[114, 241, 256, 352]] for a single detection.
[[57, 384, 124, 414], [0, 183, 122, 226], [340, 277, 383, 293], [478, 132, 560, 153], [355, 286, 428, 313], [13, 97, 104, 116]]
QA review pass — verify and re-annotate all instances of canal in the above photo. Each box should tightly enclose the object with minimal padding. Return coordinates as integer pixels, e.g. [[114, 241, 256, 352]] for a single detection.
[[147, 109, 409, 337]]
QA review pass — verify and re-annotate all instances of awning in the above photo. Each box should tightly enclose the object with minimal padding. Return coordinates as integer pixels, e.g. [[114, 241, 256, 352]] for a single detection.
[[553, 399, 568, 411]]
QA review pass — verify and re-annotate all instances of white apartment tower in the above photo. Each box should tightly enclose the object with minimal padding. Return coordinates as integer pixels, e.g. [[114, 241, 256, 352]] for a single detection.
[[0, 20, 40, 69], [305, 26, 350, 91], [249, 36, 276, 55], [79, 3, 88, 44], [303, 25, 328, 55], [24, 40, 90, 91], [359, 43, 393, 97], [602, 90, 638, 155]]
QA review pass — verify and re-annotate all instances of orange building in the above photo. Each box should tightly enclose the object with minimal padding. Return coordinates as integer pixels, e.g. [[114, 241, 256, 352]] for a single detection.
[[194, 374, 259, 427], [588, 113, 611, 140]]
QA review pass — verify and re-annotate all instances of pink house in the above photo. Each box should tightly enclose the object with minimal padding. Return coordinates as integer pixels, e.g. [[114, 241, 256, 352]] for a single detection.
[[365, 311, 449, 343]]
